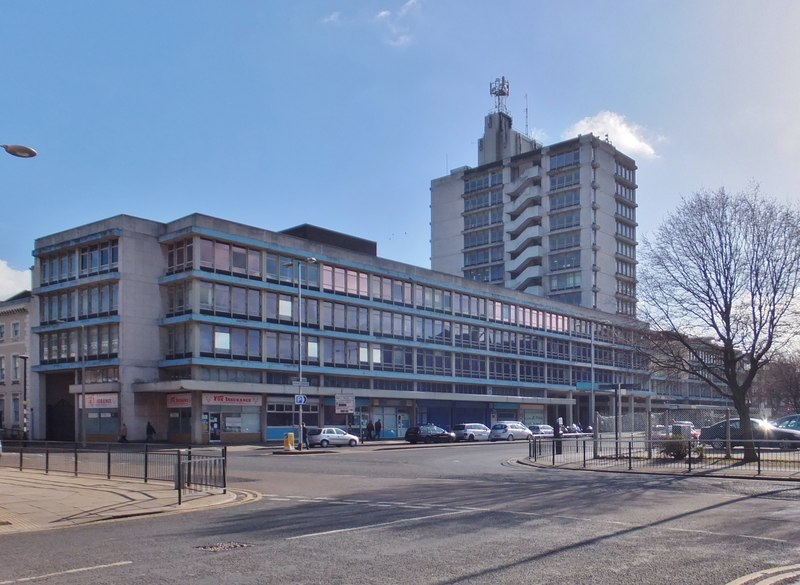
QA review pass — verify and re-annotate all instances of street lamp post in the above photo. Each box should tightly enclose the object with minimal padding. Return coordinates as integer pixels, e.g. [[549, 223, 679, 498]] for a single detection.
[[1, 144, 37, 158], [285, 257, 317, 451], [17, 355, 29, 441]]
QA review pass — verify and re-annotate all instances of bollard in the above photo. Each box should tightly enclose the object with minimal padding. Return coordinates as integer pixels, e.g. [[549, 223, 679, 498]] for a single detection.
[[283, 432, 295, 450]]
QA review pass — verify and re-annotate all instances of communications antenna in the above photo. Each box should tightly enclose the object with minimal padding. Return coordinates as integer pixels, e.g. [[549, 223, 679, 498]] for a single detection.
[[489, 76, 509, 114], [524, 93, 529, 137]]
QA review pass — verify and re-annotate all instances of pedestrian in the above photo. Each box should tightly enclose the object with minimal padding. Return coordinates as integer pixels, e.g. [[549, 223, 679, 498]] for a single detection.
[[375, 419, 382, 440], [118, 423, 128, 443], [302, 422, 309, 449], [146, 421, 156, 443], [366, 419, 375, 441]]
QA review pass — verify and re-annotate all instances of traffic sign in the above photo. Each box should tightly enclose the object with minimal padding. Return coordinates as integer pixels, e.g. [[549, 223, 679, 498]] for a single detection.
[[295, 394, 307, 405]]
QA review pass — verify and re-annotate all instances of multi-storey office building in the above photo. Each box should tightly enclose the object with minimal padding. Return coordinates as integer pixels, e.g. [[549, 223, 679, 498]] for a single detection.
[[431, 99, 638, 316], [0, 291, 33, 439], [29, 214, 663, 444]]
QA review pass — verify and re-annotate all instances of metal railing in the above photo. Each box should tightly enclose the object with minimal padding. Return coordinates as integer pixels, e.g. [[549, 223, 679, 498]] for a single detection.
[[0, 441, 227, 503], [528, 436, 800, 479]]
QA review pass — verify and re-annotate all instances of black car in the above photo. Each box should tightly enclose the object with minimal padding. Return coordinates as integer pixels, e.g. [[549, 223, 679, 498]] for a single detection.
[[700, 418, 800, 449], [404, 425, 456, 444]]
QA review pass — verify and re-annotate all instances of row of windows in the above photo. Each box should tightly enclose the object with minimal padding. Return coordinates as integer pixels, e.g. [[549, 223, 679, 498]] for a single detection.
[[616, 241, 636, 260], [550, 188, 581, 211], [550, 210, 581, 231], [550, 272, 581, 292], [166, 240, 194, 274], [464, 208, 503, 231], [616, 260, 636, 278], [169, 322, 624, 363], [39, 240, 119, 286], [550, 170, 580, 191], [463, 227, 503, 250], [464, 189, 502, 212], [616, 201, 636, 221], [0, 323, 20, 342], [464, 246, 503, 267], [617, 280, 636, 297], [550, 230, 581, 252], [40, 284, 119, 324], [616, 182, 636, 201], [0, 355, 25, 382], [616, 221, 636, 240], [464, 265, 504, 283], [39, 324, 120, 363], [549, 150, 580, 171], [549, 251, 581, 271], [175, 278, 603, 336], [463, 172, 503, 194], [615, 163, 636, 183]]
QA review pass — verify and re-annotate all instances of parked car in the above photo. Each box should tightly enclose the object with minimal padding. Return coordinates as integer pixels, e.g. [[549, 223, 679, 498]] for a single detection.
[[404, 425, 456, 444], [529, 424, 554, 437], [771, 413, 800, 431], [669, 421, 701, 440], [308, 427, 360, 448], [453, 423, 490, 442], [489, 421, 533, 442], [700, 418, 800, 449]]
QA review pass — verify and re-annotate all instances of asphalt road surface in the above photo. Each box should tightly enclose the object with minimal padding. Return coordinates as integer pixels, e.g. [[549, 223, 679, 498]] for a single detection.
[[1, 441, 799, 585]]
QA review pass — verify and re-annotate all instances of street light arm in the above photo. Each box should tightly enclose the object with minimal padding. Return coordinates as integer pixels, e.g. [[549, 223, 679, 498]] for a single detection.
[[2, 144, 37, 158]]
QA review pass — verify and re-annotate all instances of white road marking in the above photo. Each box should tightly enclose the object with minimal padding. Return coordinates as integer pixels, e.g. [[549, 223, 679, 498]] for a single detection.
[[0, 561, 132, 584], [286, 509, 475, 540]]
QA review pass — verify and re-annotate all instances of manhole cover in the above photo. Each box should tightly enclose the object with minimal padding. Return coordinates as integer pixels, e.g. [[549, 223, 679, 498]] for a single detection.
[[196, 542, 252, 552]]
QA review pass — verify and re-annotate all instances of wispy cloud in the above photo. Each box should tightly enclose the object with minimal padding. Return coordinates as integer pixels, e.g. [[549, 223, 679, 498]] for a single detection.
[[563, 111, 660, 159], [374, 0, 421, 48], [322, 12, 341, 25], [0, 260, 30, 300]]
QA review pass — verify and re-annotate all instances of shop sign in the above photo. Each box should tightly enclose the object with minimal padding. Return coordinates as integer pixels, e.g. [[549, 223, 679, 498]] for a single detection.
[[335, 394, 354, 414], [81, 393, 119, 409], [167, 393, 192, 408], [202, 393, 262, 406]]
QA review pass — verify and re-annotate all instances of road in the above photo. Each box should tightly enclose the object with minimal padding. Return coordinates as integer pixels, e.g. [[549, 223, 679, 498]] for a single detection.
[[1, 441, 799, 585]]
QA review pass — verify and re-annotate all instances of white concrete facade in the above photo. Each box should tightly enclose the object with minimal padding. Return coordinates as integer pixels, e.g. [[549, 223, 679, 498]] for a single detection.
[[431, 111, 638, 316]]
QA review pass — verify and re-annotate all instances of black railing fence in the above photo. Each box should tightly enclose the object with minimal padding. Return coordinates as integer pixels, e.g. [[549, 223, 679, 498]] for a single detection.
[[0, 441, 226, 504], [528, 436, 800, 479]]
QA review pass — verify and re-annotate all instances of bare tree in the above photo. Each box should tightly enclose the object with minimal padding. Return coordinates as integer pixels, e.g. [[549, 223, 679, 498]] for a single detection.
[[640, 186, 800, 461], [752, 353, 800, 416]]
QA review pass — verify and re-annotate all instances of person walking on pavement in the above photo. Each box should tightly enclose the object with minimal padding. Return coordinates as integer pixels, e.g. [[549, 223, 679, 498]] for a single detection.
[[118, 423, 128, 443], [146, 421, 156, 443], [375, 419, 382, 440], [302, 422, 309, 450], [366, 419, 375, 441]]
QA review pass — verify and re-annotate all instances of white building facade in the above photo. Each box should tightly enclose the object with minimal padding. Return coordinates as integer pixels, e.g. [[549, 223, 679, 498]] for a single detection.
[[29, 213, 694, 445], [431, 109, 638, 317]]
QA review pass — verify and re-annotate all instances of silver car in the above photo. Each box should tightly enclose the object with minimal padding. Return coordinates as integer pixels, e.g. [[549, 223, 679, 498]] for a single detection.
[[529, 424, 554, 437], [453, 423, 491, 442], [489, 421, 533, 441], [308, 427, 360, 448]]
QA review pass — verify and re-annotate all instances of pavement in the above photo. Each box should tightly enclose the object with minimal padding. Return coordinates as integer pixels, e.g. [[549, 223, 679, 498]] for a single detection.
[[0, 466, 245, 536], [0, 440, 409, 536]]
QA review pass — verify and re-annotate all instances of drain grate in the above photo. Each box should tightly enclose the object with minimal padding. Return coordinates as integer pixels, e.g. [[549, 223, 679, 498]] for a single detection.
[[196, 542, 253, 553]]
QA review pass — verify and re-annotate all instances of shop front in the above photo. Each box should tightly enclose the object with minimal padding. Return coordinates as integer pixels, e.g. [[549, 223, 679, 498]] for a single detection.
[[81, 392, 121, 442], [201, 392, 262, 444], [368, 398, 413, 440], [167, 393, 192, 443]]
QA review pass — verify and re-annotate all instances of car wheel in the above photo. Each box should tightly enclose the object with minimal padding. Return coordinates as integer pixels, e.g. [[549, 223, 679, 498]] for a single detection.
[[320, 439, 329, 448], [348, 439, 357, 447], [711, 440, 725, 450], [506, 434, 514, 441], [468, 434, 475, 442]]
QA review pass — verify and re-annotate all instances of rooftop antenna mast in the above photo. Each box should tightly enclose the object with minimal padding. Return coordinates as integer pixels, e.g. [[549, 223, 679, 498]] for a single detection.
[[524, 93, 529, 137], [489, 76, 509, 115]]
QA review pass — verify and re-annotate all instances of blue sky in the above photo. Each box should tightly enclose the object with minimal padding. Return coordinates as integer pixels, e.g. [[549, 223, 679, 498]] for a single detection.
[[2, 1, 799, 299]]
